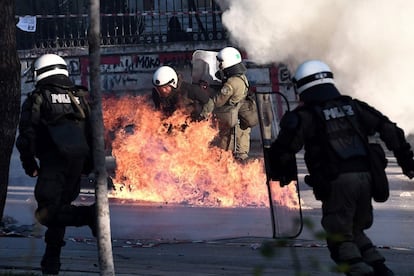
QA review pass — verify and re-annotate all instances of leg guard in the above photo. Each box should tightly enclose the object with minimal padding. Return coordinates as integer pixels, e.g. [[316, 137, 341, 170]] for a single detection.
[[357, 238, 393, 275], [235, 125, 250, 160], [370, 261, 394, 276], [354, 233, 385, 264], [41, 226, 65, 275], [330, 240, 374, 275]]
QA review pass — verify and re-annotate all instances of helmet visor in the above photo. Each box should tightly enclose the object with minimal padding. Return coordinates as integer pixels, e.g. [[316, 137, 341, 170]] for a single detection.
[[36, 64, 68, 76]]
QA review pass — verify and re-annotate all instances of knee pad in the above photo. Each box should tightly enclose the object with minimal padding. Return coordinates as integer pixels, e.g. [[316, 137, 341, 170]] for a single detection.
[[35, 207, 52, 226]]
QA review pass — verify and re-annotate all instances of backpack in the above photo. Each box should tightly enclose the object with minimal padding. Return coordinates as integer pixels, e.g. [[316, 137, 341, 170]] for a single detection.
[[237, 76, 259, 129]]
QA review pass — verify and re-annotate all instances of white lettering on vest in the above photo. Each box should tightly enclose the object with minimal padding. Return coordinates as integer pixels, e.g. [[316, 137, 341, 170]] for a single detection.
[[51, 93, 80, 104], [323, 104, 354, 120]]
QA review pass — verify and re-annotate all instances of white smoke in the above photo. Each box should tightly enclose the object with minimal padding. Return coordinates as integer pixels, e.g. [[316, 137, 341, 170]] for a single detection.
[[217, 0, 414, 134]]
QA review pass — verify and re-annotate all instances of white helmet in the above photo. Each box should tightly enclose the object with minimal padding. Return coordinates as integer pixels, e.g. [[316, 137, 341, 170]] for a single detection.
[[217, 47, 242, 70], [34, 54, 69, 83], [152, 66, 178, 88], [293, 60, 334, 94]]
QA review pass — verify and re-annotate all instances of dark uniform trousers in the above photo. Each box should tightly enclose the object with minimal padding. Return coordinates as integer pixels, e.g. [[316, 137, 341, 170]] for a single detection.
[[322, 172, 385, 269], [35, 151, 95, 272]]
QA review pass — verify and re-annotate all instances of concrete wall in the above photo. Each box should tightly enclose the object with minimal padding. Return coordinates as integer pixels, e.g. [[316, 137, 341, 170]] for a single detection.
[[19, 44, 298, 141]]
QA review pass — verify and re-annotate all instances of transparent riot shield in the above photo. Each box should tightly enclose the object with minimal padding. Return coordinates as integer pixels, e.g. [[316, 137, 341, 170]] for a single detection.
[[255, 90, 303, 239], [191, 50, 221, 86], [192, 50, 238, 152]]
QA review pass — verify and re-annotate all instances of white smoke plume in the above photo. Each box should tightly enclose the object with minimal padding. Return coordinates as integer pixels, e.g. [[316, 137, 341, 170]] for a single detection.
[[217, 0, 414, 134]]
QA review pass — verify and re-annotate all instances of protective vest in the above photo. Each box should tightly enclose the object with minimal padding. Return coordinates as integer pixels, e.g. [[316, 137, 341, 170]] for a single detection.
[[313, 97, 367, 160], [31, 85, 89, 125], [31, 84, 91, 158]]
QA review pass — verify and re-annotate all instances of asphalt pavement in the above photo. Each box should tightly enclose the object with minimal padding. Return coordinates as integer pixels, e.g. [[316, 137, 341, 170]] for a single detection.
[[1, 146, 414, 275], [1, 234, 414, 276]]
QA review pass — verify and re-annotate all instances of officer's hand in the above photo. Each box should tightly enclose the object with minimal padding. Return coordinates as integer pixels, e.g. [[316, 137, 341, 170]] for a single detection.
[[198, 111, 211, 121], [199, 80, 209, 90], [199, 99, 214, 120], [401, 159, 414, 179], [403, 168, 414, 179], [22, 157, 39, 177], [278, 177, 296, 187], [404, 171, 414, 179]]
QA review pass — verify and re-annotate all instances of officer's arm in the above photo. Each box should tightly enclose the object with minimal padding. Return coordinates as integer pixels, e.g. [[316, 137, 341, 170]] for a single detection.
[[356, 99, 414, 177], [16, 96, 36, 152], [180, 82, 214, 119], [268, 111, 303, 184], [379, 120, 414, 177], [151, 89, 161, 109], [275, 111, 305, 152], [212, 83, 232, 107], [16, 96, 39, 177], [183, 82, 210, 104]]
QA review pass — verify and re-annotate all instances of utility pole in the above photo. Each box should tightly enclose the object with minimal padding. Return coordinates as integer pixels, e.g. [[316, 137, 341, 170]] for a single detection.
[[0, 0, 21, 222], [88, 0, 115, 275]]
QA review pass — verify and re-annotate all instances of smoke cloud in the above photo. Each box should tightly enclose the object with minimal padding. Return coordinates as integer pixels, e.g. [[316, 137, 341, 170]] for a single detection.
[[217, 0, 414, 134]]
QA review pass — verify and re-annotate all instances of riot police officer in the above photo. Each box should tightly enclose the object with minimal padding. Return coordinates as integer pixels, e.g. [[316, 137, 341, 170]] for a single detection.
[[16, 53, 96, 275], [212, 46, 252, 161], [152, 65, 214, 121], [268, 60, 414, 276]]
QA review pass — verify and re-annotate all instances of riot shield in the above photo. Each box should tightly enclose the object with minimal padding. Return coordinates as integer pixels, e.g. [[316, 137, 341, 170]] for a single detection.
[[191, 50, 222, 86], [255, 89, 303, 239]]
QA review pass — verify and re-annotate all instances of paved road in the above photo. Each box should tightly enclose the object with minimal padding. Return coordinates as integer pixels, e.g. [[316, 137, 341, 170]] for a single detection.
[[2, 146, 414, 275]]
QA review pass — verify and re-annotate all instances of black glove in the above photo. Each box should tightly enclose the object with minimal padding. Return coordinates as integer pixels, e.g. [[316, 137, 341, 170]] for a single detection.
[[395, 149, 414, 179], [21, 156, 39, 177], [278, 176, 292, 187], [199, 80, 209, 90], [266, 148, 298, 187], [304, 174, 331, 201], [401, 159, 414, 179]]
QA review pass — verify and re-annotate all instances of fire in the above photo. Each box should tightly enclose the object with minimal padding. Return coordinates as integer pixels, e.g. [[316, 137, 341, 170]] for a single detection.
[[102, 94, 299, 209]]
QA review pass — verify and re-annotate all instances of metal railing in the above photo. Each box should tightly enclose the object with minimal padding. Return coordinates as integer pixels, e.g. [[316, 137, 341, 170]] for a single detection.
[[16, 0, 227, 50]]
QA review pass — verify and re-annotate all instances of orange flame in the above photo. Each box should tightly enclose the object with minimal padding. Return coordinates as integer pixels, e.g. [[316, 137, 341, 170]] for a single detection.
[[102, 95, 299, 209]]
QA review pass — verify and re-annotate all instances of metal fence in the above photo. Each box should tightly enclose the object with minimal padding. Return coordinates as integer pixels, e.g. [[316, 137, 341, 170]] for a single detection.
[[16, 0, 227, 50]]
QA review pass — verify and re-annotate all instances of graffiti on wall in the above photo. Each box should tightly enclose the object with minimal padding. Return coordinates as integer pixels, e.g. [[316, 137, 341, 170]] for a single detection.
[[21, 51, 293, 99], [20, 52, 194, 94], [76, 52, 193, 93]]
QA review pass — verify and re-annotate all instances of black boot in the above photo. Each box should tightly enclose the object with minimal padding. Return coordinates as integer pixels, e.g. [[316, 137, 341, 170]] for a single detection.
[[371, 261, 394, 276], [42, 227, 65, 275], [41, 245, 61, 275]]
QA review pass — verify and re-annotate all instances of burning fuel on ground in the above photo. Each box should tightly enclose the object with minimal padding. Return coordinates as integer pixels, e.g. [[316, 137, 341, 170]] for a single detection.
[[103, 95, 299, 209]]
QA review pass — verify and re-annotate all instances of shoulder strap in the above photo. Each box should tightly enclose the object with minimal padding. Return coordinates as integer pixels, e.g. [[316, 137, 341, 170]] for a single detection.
[[75, 85, 91, 116], [67, 90, 86, 119], [236, 75, 250, 93], [232, 75, 251, 100], [236, 75, 249, 88]]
